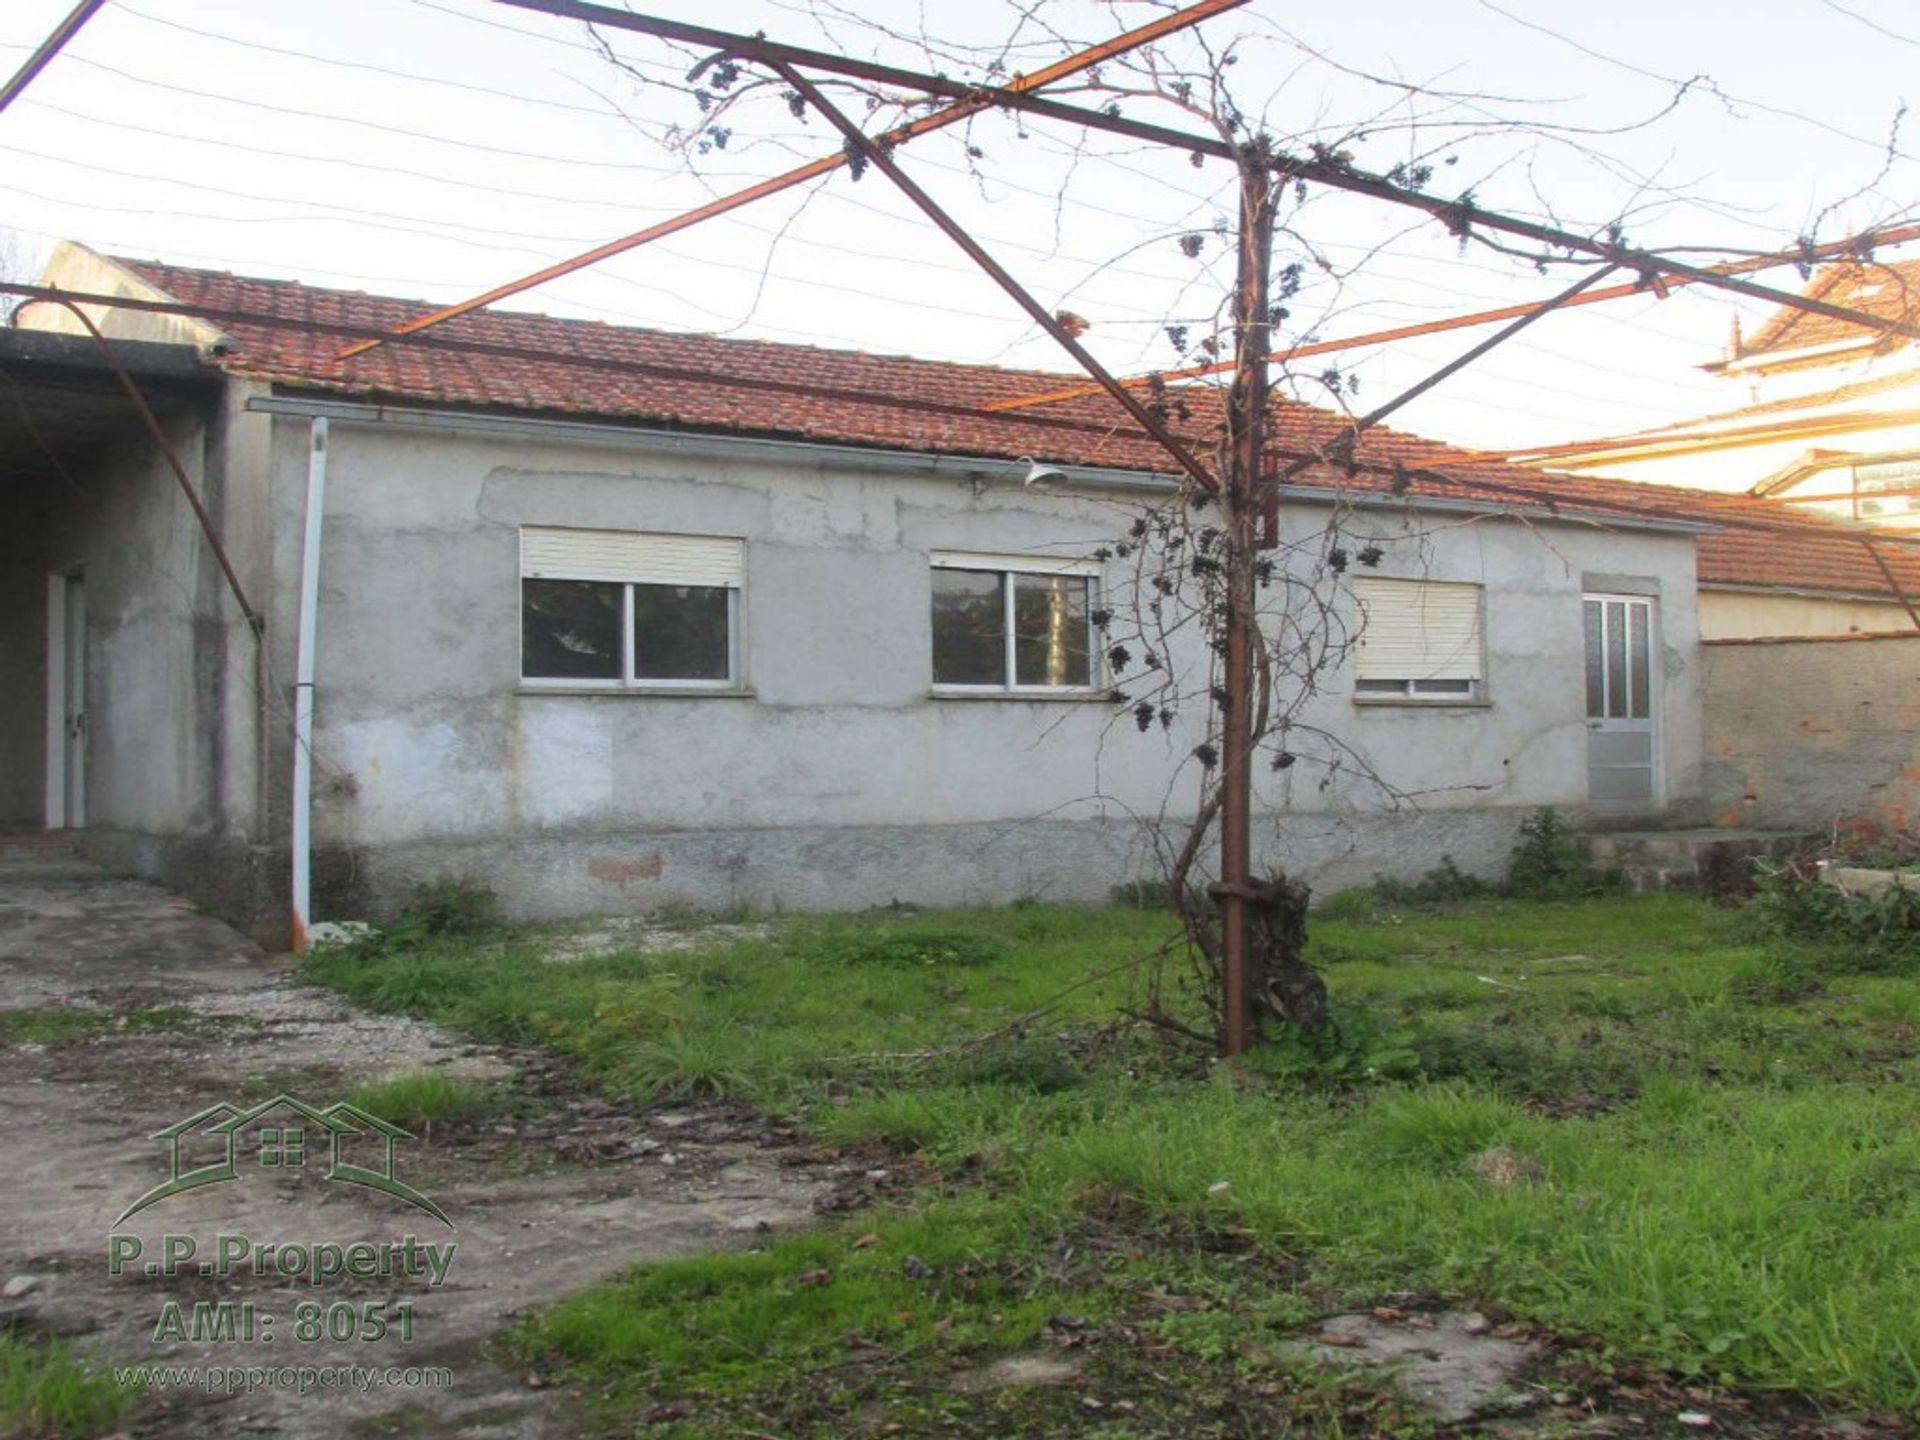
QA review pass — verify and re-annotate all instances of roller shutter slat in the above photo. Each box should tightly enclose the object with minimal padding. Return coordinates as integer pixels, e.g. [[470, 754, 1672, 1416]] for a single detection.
[[521, 527, 743, 587], [1352, 578, 1483, 681]]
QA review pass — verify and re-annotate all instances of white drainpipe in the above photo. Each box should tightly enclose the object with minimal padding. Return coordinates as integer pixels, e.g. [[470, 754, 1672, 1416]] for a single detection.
[[290, 417, 328, 952]]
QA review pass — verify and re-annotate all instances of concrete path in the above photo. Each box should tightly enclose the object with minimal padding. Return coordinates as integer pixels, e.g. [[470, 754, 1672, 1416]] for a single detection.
[[0, 848, 823, 1439]]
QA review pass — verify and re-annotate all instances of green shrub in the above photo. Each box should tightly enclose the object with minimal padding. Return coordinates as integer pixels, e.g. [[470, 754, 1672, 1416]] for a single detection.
[[402, 877, 504, 937], [1506, 808, 1622, 899], [1747, 860, 1920, 973]]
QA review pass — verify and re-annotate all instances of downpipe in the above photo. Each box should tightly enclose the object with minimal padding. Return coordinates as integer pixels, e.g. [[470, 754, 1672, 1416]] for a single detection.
[[290, 417, 328, 952]]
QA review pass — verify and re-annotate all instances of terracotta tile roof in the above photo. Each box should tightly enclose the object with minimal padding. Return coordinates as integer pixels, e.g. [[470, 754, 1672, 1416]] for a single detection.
[[1731, 259, 1920, 364], [1679, 492, 1920, 599], [110, 255, 1920, 607]]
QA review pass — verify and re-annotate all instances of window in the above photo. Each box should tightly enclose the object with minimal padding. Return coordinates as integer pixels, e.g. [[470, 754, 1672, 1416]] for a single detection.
[[520, 527, 743, 687], [930, 551, 1098, 691], [1351, 576, 1484, 700], [1853, 457, 1920, 520]]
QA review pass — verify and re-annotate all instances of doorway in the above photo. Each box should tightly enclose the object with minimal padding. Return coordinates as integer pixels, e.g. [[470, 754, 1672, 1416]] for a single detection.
[[44, 569, 87, 829], [1583, 593, 1658, 810]]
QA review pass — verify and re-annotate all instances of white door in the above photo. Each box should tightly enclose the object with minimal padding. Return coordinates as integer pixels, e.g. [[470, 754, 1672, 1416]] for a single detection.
[[44, 570, 87, 829], [1583, 593, 1657, 810]]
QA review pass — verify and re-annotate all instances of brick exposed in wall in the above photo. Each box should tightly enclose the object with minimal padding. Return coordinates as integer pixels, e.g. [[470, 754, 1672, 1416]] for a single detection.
[[1702, 633, 1920, 833]]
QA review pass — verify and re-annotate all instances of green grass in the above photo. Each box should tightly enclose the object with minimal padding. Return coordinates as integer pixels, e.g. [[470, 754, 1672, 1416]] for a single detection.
[[0, 1335, 133, 1439], [0, 1005, 195, 1045], [304, 892, 1920, 1426], [342, 1070, 503, 1129]]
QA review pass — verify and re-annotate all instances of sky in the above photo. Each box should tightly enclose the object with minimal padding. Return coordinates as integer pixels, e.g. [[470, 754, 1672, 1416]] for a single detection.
[[1, 0, 1915, 452]]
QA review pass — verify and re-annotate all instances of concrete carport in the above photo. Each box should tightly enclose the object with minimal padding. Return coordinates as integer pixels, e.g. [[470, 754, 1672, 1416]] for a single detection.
[[0, 326, 278, 938]]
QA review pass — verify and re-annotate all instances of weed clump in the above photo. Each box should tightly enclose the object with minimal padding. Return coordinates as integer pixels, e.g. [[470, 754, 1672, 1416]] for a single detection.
[[0, 1333, 133, 1438], [401, 876, 504, 937], [827, 927, 1011, 969], [1372, 854, 1496, 906], [344, 1071, 501, 1129], [1746, 857, 1920, 974], [1111, 878, 1177, 910], [1726, 949, 1824, 1003], [1505, 808, 1623, 899], [1344, 809, 1624, 913], [943, 1036, 1082, 1093]]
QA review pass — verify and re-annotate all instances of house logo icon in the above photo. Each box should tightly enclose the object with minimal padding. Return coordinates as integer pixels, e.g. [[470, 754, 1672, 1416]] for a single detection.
[[116, 1094, 452, 1229]]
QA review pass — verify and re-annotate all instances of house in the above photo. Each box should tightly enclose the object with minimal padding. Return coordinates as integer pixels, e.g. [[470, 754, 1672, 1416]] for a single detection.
[[5, 242, 1918, 937], [1500, 259, 1920, 638]]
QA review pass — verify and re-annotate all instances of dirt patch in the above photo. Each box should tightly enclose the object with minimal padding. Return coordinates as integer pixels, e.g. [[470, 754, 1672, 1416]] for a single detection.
[[1291, 1310, 1543, 1422], [0, 852, 825, 1439], [950, 1351, 1086, 1392]]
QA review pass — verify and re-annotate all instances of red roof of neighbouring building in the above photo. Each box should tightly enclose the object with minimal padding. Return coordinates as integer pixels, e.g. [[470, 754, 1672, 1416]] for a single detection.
[[1722, 258, 1920, 368], [95, 254, 1920, 607]]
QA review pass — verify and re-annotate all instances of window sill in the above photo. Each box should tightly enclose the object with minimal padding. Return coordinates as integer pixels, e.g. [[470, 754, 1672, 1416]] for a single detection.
[[1352, 695, 1492, 710], [930, 688, 1111, 703], [518, 684, 756, 699]]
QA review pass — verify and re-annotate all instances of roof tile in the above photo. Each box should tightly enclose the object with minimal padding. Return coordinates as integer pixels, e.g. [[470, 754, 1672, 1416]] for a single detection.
[[114, 255, 1920, 607]]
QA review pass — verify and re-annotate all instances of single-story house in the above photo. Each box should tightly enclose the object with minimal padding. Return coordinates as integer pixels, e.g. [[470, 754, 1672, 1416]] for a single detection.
[[5, 243, 1919, 939]]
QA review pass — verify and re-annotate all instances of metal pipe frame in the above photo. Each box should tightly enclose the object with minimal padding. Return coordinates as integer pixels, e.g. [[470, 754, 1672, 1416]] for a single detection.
[[363, 1, 1920, 365], [0, 0, 106, 113], [769, 61, 1220, 493], [332, 0, 1249, 359], [983, 222, 1920, 415]]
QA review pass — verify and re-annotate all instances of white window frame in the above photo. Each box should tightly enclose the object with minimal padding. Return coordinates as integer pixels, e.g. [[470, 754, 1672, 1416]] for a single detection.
[[519, 527, 744, 691], [1350, 576, 1486, 704], [930, 551, 1103, 696]]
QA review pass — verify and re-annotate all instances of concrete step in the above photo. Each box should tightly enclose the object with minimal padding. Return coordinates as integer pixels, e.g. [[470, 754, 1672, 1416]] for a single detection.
[[1578, 827, 1813, 893], [0, 830, 77, 854]]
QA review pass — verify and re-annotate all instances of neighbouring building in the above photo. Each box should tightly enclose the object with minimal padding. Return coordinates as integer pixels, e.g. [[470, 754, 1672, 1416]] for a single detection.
[[1503, 258, 1920, 638], [5, 243, 1919, 938]]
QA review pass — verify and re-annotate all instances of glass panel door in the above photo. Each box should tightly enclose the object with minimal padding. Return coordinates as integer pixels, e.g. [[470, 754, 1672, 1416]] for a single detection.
[[1582, 594, 1658, 810]]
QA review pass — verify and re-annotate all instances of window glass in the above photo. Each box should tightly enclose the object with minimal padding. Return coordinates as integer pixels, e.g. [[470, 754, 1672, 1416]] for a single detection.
[[522, 579, 621, 680], [1628, 603, 1651, 719], [1013, 573, 1092, 687], [1583, 599, 1604, 718], [931, 569, 1006, 685], [1605, 601, 1628, 719], [633, 584, 731, 681]]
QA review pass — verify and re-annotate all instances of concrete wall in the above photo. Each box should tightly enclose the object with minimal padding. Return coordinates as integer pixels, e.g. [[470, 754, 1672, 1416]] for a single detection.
[[1702, 632, 1920, 832], [1699, 589, 1918, 640], [0, 394, 277, 929], [284, 413, 1706, 919]]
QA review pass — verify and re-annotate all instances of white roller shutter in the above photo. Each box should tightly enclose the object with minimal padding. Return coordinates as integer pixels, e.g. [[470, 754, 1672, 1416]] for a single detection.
[[931, 550, 1100, 576], [1352, 577, 1483, 681], [520, 527, 743, 588]]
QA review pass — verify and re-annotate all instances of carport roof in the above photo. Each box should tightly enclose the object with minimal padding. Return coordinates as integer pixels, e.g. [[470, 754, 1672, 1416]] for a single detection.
[[0, 328, 218, 475]]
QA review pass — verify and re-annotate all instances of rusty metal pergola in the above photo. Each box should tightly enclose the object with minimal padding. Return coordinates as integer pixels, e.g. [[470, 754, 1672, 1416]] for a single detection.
[[10, 0, 1920, 1048]]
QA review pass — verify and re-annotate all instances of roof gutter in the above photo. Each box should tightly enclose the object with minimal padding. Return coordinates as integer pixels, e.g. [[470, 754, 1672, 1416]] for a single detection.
[[244, 393, 1716, 536], [1700, 580, 1920, 605]]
